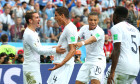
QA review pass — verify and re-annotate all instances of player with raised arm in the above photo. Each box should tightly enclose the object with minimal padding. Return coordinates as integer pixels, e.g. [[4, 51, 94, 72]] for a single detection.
[[23, 11, 66, 84], [75, 12, 106, 84], [107, 6, 140, 84], [47, 7, 78, 84]]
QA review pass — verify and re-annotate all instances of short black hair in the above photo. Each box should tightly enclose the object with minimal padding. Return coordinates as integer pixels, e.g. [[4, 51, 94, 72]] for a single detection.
[[22, 1, 27, 5], [114, 6, 128, 21], [1, 34, 8, 42], [88, 12, 99, 18], [55, 7, 69, 19], [25, 11, 37, 25]]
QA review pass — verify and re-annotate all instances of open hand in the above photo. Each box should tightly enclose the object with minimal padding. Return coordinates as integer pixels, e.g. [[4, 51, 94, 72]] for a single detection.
[[56, 45, 66, 54], [107, 72, 115, 84], [48, 63, 63, 71]]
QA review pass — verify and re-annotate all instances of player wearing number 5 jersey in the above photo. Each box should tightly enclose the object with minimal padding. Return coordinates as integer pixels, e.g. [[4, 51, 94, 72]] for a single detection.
[[107, 6, 140, 84], [75, 12, 106, 84]]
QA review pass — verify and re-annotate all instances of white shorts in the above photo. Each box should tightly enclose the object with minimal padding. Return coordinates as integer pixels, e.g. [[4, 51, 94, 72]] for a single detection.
[[23, 70, 42, 84], [105, 66, 136, 84], [47, 64, 74, 84], [76, 62, 106, 83]]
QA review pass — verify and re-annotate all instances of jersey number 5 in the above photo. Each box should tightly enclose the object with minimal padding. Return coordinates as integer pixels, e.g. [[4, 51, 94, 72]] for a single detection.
[[131, 35, 137, 54]]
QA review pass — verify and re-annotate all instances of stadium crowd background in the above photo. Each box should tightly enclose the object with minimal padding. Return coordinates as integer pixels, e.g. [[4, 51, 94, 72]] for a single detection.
[[0, 0, 140, 64]]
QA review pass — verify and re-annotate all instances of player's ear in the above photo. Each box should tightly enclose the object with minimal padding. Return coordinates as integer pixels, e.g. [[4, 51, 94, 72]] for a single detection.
[[29, 19, 32, 23]]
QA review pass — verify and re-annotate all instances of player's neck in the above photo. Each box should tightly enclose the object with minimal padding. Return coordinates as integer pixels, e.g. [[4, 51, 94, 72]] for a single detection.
[[63, 19, 70, 27], [27, 24, 36, 32]]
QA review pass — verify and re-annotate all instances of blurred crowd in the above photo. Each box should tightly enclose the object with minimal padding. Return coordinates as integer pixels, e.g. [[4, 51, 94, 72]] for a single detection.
[[0, 0, 140, 64]]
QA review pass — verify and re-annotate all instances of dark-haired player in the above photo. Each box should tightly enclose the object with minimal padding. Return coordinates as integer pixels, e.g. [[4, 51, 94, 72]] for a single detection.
[[47, 7, 78, 84], [107, 6, 140, 84]]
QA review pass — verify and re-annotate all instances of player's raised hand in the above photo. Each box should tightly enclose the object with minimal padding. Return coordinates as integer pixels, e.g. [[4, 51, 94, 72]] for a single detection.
[[48, 63, 63, 71], [107, 72, 115, 84], [56, 45, 66, 54]]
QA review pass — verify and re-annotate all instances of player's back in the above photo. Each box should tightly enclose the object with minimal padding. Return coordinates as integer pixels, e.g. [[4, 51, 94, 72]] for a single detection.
[[111, 21, 140, 76]]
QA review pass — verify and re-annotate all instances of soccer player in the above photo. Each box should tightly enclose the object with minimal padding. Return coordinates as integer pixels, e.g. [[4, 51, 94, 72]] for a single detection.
[[47, 7, 78, 84], [75, 12, 106, 84], [23, 11, 66, 84], [107, 6, 140, 84]]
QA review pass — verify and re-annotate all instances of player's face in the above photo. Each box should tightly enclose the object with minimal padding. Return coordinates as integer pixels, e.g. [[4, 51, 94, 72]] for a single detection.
[[54, 11, 63, 26], [32, 13, 40, 27], [88, 15, 99, 30]]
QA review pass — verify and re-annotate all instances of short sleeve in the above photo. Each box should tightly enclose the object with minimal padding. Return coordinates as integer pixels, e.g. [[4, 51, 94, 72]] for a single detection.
[[66, 28, 78, 44], [110, 26, 122, 43]]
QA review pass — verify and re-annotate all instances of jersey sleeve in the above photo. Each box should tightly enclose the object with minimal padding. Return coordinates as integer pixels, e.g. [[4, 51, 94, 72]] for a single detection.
[[66, 27, 78, 44], [110, 26, 122, 43], [25, 33, 56, 55]]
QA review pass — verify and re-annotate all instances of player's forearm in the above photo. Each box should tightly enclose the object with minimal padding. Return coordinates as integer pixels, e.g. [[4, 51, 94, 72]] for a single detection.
[[84, 36, 97, 45], [110, 44, 121, 73], [61, 48, 76, 65]]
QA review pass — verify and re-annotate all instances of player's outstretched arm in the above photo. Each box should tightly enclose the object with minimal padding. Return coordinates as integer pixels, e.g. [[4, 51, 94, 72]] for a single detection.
[[48, 44, 76, 71], [76, 36, 97, 49], [107, 42, 121, 84]]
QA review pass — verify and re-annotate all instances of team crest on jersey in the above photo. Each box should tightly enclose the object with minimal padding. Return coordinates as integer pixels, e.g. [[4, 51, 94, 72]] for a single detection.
[[95, 33, 100, 38], [113, 34, 118, 40], [71, 36, 75, 42]]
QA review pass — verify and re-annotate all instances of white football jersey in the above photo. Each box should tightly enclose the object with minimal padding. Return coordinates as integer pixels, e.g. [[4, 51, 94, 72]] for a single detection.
[[53, 22, 78, 64], [78, 25, 106, 64], [23, 28, 56, 71], [111, 21, 140, 76]]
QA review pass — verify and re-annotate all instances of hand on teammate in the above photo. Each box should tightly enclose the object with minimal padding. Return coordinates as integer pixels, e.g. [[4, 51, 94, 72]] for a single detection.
[[48, 62, 63, 71], [107, 72, 115, 84], [75, 42, 83, 49], [56, 45, 66, 54]]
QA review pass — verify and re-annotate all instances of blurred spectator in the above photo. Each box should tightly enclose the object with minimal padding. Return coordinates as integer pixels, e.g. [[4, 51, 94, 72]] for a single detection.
[[25, 0, 34, 11], [9, 10, 15, 25], [52, 22, 62, 42], [74, 50, 83, 63], [66, 0, 76, 11], [43, 1, 57, 20], [1, 0, 15, 7], [107, 0, 115, 16], [41, 20, 55, 42], [0, 34, 17, 63], [135, 1, 140, 12], [127, 3, 137, 27], [40, 55, 53, 63], [38, 0, 48, 11], [0, 52, 12, 64], [103, 34, 113, 63], [73, 15, 81, 31], [13, 0, 25, 18], [0, 34, 16, 55], [39, 13, 48, 29], [14, 49, 24, 64], [0, 7, 12, 34], [81, 8, 89, 25], [119, 0, 126, 7], [96, 0, 102, 12], [34, 3, 42, 16], [10, 17, 25, 42], [137, 17, 140, 30], [71, 0, 84, 16], [88, 0, 95, 12]]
